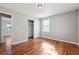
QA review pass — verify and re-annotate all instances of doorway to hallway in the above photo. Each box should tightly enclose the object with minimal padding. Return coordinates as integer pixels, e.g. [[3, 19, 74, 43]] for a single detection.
[[0, 13, 12, 55]]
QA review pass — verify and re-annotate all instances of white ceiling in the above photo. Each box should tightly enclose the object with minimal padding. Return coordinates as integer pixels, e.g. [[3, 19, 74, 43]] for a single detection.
[[0, 3, 79, 18]]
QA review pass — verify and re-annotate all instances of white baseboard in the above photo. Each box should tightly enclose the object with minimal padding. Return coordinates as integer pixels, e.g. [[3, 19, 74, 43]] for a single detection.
[[40, 36, 79, 46], [11, 36, 79, 46], [11, 37, 38, 45], [12, 40, 28, 45]]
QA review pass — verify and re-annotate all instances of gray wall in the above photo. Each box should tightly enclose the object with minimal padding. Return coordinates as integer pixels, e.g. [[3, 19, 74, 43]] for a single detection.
[[78, 9, 79, 44], [0, 6, 40, 44], [1, 9, 28, 43], [12, 12, 28, 43], [40, 10, 78, 43], [34, 19, 40, 38], [0, 16, 1, 42]]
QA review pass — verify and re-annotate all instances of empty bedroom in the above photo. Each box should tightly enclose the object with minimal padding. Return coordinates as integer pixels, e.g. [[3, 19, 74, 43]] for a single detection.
[[0, 3, 79, 55]]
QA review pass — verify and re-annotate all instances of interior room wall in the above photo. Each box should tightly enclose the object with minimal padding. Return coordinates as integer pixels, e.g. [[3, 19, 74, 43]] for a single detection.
[[0, 17, 1, 42], [0, 6, 40, 44], [40, 10, 78, 44], [78, 8, 79, 45], [34, 19, 40, 38]]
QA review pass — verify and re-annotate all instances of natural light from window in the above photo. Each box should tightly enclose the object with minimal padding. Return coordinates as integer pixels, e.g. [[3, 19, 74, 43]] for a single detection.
[[42, 19, 49, 32], [41, 42, 58, 55]]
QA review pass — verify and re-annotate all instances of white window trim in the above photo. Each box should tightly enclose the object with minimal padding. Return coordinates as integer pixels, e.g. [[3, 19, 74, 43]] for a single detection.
[[41, 19, 49, 32]]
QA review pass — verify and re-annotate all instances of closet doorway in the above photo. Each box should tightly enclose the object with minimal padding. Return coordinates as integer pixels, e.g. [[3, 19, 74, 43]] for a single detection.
[[28, 20, 34, 39]]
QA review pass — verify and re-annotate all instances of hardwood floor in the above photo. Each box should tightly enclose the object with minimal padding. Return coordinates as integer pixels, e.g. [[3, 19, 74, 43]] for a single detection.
[[0, 37, 79, 55], [0, 35, 11, 55]]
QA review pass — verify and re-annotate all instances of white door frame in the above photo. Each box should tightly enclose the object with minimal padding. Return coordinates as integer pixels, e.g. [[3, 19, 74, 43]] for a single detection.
[[1, 16, 12, 42], [0, 11, 13, 44]]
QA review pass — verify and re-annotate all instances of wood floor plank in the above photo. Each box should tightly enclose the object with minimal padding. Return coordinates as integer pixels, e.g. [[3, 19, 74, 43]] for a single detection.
[[0, 37, 79, 55]]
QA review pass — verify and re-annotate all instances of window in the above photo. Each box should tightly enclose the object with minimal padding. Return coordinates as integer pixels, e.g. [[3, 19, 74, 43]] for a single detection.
[[42, 19, 49, 32]]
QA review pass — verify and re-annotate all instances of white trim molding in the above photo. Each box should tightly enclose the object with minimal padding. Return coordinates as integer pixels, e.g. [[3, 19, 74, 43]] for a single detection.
[[40, 36, 79, 46], [12, 37, 39, 45], [12, 40, 27, 45]]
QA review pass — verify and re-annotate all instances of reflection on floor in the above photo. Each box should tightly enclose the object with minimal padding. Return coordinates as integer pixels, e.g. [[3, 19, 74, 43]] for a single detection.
[[0, 37, 79, 55], [0, 35, 11, 55], [12, 37, 79, 55]]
